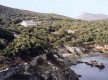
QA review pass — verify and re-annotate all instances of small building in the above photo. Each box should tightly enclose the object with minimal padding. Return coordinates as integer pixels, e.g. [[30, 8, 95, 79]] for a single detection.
[[67, 30, 77, 34], [20, 20, 36, 27]]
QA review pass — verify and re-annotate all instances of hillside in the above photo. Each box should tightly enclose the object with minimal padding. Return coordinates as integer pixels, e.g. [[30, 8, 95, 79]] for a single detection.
[[77, 12, 108, 20], [0, 5, 108, 80], [0, 5, 69, 19], [0, 5, 107, 55], [0, 5, 107, 56]]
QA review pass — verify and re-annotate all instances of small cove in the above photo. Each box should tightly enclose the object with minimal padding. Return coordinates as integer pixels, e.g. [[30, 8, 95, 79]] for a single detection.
[[71, 56, 108, 80]]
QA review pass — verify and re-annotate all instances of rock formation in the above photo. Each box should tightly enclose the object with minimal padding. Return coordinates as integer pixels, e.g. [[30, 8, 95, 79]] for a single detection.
[[0, 51, 79, 80]]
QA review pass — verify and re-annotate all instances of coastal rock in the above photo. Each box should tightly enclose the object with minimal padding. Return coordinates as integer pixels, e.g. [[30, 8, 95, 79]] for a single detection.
[[75, 60, 105, 69], [0, 52, 79, 80], [93, 45, 108, 53], [64, 45, 83, 56]]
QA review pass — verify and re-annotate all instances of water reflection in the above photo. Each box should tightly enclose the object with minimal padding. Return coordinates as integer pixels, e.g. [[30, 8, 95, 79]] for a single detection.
[[71, 56, 108, 80]]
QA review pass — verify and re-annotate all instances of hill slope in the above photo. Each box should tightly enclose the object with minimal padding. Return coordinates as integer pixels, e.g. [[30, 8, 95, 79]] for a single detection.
[[0, 5, 108, 80], [77, 12, 108, 20], [0, 5, 69, 19]]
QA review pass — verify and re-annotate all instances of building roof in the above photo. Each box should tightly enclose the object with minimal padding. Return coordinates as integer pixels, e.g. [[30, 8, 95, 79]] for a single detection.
[[23, 20, 36, 25]]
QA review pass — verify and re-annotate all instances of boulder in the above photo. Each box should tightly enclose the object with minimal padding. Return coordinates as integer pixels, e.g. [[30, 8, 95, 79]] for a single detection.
[[95, 63, 105, 69]]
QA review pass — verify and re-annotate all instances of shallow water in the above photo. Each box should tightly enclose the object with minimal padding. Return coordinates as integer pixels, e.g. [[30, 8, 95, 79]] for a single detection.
[[71, 56, 108, 80]]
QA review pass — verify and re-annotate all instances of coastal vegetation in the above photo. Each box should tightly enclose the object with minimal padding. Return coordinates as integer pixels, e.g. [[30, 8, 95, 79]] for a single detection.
[[0, 4, 108, 80], [0, 18, 108, 58]]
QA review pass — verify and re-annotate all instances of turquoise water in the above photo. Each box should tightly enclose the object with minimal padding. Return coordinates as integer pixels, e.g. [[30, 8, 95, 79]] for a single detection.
[[71, 56, 108, 80]]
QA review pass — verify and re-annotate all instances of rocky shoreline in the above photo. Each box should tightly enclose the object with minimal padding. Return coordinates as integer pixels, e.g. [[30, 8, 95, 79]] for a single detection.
[[71, 60, 105, 69], [0, 44, 107, 80], [0, 51, 79, 80], [58, 45, 108, 58]]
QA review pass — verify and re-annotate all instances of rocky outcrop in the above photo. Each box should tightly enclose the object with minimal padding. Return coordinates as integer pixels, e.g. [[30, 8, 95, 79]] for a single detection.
[[74, 60, 105, 69], [64, 45, 83, 56], [0, 28, 15, 41], [58, 45, 107, 57], [93, 45, 108, 53], [0, 28, 18, 50], [0, 51, 79, 80]]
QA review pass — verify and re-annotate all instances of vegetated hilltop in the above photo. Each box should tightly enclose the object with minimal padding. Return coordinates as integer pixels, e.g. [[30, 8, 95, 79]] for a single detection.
[[77, 12, 108, 20], [0, 5, 69, 19]]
